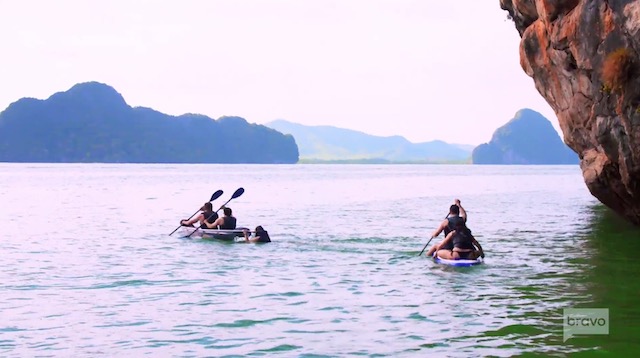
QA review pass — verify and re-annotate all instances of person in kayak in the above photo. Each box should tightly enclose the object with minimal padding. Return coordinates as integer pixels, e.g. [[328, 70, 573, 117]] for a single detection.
[[243, 226, 271, 243], [203, 206, 237, 230], [180, 202, 219, 229], [425, 199, 467, 257]]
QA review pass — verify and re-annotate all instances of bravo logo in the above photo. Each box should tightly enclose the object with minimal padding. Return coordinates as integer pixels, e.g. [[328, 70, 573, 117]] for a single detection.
[[563, 308, 609, 342]]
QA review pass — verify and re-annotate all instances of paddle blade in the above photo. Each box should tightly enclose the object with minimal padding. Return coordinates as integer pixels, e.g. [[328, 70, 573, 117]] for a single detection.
[[209, 190, 224, 202], [231, 187, 245, 199]]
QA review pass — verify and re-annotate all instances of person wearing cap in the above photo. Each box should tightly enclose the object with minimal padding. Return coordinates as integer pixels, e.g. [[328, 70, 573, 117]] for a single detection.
[[180, 202, 219, 229]]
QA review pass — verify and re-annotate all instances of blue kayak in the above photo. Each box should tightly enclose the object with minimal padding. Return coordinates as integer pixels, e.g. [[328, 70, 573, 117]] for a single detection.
[[433, 254, 483, 267]]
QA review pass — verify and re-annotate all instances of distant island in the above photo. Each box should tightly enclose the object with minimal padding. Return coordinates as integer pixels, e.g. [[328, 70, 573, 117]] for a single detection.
[[0, 82, 298, 163], [472, 108, 579, 165], [265, 119, 471, 163]]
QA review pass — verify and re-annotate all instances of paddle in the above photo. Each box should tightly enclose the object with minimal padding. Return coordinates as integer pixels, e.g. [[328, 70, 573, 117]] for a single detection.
[[418, 237, 435, 257], [186, 187, 245, 238], [169, 190, 224, 235], [418, 214, 449, 257]]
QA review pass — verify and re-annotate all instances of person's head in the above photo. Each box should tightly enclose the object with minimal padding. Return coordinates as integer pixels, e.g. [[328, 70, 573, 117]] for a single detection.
[[202, 202, 213, 211], [255, 225, 270, 241], [223, 207, 232, 216], [449, 204, 460, 215]]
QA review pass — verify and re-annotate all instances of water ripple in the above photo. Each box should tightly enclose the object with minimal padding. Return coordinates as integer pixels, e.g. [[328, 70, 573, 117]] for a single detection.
[[0, 164, 629, 356]]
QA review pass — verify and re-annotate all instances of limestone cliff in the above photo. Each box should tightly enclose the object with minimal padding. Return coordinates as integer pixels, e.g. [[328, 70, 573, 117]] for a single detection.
[[500, 0, 640, 225]]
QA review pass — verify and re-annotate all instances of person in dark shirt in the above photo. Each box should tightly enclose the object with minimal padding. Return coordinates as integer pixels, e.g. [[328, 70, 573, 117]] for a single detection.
[[203, 206, 237, 230], [425, 199, 467, 257], [431, 220, 484, 260], [180, 202, 219, 229], [243, 226, 271, 243]]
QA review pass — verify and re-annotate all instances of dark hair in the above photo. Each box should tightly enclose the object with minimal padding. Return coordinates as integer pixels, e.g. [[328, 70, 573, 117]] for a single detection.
[[223, 207, 232, 216], [255, 226, 270, 242], [450, 205, 460, 215], [202, 202, 213, 211]]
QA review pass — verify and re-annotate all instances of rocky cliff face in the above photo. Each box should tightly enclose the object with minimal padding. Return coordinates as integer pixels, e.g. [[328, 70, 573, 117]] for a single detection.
[[500, 0, 640, 225]]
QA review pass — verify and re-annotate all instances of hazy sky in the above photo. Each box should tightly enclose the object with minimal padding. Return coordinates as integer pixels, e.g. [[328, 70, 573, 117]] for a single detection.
[[0, 0, 558, 145]]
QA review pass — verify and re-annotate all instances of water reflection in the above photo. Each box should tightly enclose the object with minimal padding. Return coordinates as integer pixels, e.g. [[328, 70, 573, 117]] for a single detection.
[[568, 206, 640, 356], [500, 204, 640, 356]]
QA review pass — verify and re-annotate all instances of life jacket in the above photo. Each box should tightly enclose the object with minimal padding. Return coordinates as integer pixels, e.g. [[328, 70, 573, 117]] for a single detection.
[[441, 215, 465, 250], [219, 216, 237, 230], [256, 230, 271, 243], [451, 220, 474, 250], [200, 211, 219, 229], [445, 215, 465, 236]]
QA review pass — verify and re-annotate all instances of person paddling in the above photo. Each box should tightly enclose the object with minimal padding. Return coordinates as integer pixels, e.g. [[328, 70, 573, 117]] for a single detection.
[[203, 206, 237, 230], [425, 199, 467, 257], [180, 202, 219, 229], [430, 219, 484, 260]]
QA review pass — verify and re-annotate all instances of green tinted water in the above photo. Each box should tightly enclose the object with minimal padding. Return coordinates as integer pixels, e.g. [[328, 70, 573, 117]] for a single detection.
[[0, 164, 639, 356]]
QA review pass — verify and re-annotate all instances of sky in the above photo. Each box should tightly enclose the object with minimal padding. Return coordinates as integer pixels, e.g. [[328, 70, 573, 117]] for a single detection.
[[0, 0, 559, 146]]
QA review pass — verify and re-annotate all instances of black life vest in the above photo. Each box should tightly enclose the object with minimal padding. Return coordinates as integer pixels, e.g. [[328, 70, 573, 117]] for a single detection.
[[219, 216, 237, 230], [256, 230, 271, 243], [452, 229, 474, 250], [200, 211, 219, 229], [445, 215, 465, 236]]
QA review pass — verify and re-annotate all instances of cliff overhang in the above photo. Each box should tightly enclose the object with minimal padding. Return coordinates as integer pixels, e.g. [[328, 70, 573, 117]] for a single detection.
[[500, 0, 640, 225]]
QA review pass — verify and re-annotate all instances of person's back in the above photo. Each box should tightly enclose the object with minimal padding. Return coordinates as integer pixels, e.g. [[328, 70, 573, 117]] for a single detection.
[[181, 202, 217, 228], [255, 226, 271, 243], [451, 221, 474, 250], [200, 210, 218, 229], [441, 205, 465, 250], [219, 207, 236, 230], [425, 199, 469, 258]]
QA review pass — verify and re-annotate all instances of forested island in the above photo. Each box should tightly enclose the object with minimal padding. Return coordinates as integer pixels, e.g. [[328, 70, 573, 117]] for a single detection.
[[0, 82, 299, 163]]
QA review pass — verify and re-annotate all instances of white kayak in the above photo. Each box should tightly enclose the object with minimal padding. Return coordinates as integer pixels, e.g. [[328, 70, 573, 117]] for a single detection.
[[178, 227, 249, 241], [433, 254, 483, 267]]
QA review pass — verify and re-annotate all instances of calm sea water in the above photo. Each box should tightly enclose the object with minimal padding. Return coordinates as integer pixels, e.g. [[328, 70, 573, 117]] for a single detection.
[[1, 164, 639, 357]]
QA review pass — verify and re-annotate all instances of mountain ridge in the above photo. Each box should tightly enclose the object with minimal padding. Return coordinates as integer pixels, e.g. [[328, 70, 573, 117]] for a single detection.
[[265, 119, 472, 163], [0, 82, 299, 163], [472, 108, 578, 165]]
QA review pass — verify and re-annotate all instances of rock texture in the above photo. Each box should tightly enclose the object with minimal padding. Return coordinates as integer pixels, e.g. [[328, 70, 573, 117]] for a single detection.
[[500, 0, 640, 225], [472, 108, 579, 164]]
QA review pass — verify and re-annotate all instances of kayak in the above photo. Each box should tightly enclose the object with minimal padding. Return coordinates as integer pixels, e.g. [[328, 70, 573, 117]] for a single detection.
[[178, 227, 249, 241], [433, 254, 483, 267]]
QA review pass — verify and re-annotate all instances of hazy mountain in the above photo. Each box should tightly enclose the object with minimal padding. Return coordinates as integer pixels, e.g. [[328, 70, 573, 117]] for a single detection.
[[0, 82, 298, 163], [472, 108, 578, 164], [264, 119, 471, 163], [452, 144, 476, 152]]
